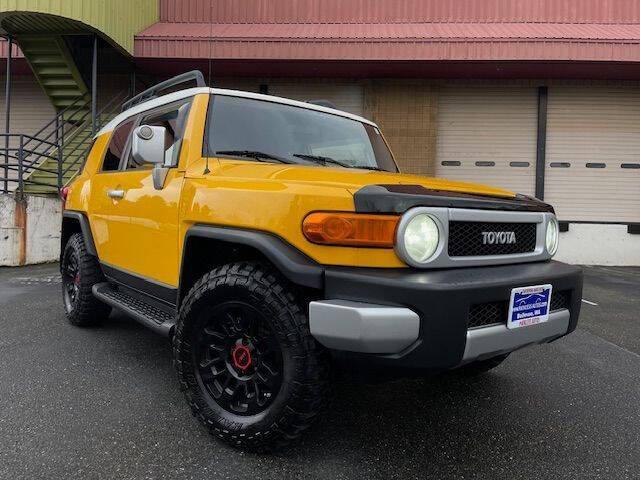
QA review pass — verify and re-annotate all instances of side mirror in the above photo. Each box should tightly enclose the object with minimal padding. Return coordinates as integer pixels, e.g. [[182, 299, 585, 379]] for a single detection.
[[131, 125, 168, 190]]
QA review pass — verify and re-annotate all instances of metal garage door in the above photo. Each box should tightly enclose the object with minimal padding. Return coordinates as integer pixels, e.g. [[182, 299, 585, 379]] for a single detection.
[[436, 86, 538, 196], [0, 74, 55, 187], [0, 75, 55, 139], [545, 86, 640, 222]]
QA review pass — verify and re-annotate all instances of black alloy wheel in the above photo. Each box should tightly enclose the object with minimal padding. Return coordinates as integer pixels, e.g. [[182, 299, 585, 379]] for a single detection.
[[194, 301, 284, 416], [173, 262, 330, 451], [61, 233, 111, 326], [62, 247, 81, 313]]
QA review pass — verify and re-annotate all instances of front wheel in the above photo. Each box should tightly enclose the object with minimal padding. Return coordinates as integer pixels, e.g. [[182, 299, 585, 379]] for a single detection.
[[173, 262, 330, 452]]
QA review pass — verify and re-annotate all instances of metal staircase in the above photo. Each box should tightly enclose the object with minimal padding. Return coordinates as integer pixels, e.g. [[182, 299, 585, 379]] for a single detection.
[[16, 35, 91, 121]]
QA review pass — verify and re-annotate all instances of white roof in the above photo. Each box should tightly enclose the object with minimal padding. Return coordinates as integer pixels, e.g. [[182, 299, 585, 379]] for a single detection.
[[97, 87, 377, 137]]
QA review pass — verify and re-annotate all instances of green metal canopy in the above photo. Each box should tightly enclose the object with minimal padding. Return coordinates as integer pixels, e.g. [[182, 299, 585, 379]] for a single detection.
[[0, 0, 158, 193], [0, 0, 158, 54]]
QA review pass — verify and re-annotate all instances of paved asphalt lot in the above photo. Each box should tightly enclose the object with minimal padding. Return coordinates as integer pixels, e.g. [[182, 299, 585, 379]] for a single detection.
[[0, 264, 638, 480]]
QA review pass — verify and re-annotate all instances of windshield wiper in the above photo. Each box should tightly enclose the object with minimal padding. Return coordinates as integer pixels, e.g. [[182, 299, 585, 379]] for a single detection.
[[292, 153, 351, 168], [293, 154, 385, 171], [346, 165, 385, 171], [215, 150, 292, 164]]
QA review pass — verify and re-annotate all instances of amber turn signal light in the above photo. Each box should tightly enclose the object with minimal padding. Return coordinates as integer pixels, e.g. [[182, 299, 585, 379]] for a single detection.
[[302, 212, 399, 248]]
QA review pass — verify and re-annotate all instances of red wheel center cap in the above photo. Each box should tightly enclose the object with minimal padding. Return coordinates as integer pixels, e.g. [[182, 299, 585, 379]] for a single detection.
[[231, 344, 252, 370]]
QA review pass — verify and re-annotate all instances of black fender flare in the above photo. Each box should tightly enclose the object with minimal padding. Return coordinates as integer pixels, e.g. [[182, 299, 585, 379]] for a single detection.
[[180, 225, 324, 299], [62, 211, 97, 257]]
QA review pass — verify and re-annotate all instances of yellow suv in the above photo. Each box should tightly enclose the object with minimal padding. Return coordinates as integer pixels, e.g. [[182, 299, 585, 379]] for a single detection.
[[60, 71, 582, 451]]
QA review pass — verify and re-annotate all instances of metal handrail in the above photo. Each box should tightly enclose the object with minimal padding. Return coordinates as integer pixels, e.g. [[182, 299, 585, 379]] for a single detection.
[[23, 100, 91, 158], [30, 95, 89, 140], [0, 90, 129, 194]]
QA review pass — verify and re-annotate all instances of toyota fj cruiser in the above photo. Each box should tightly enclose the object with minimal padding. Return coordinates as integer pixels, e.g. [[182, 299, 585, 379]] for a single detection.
[[60, 71, 582, 451]]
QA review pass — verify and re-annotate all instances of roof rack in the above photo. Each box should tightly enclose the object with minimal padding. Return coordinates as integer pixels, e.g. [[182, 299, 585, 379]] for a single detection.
[[122, 70, 206, 111]]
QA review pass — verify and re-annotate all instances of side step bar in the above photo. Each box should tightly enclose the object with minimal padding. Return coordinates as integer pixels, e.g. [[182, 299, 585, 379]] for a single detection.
[[92, 282, 175, 336]]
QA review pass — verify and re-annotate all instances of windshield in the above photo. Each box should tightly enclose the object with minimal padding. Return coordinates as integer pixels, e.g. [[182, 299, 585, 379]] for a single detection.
[[203, 95, 398, 172]]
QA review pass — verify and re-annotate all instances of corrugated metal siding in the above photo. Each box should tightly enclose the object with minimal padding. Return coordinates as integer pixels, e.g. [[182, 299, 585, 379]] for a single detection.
[[0, 74, 55, 137], [0, 74, 56, 184], [0, 39, 22, 58], [436, 86, 537, 196], [545, 86, 640, 222], [0, 0, 159, 54], [134, 22, 640, 62], [137, 22, 640, 41], [160, 0, 640, 24]]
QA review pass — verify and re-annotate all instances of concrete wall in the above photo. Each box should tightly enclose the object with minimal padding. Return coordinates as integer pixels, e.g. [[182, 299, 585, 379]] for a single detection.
[[555, 223, 640, 266], [0, 194, 21, 265], [0, 193, 61, 266]]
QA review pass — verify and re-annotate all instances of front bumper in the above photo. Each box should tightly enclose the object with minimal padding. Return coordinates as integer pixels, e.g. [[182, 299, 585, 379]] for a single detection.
[[311, 260, 582, 372]]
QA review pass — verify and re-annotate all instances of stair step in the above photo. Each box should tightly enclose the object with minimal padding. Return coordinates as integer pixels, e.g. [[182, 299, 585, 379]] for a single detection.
[[41, 78, 81, 88], [30, 55, 66, 66], [92, 283, 175, 336], [37, 67, 73, 77], [54, 98, 90, 107], [19, 44, 60, 54], [47, 89, 85, 99], [23, 185, 58, 193]]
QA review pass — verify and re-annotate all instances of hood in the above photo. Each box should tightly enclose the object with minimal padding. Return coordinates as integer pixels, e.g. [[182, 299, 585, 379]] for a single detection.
[[215, 161, 516, 199]]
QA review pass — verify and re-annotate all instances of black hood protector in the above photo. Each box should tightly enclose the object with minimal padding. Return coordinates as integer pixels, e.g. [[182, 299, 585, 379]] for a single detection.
[[354, 185, 554, 214]]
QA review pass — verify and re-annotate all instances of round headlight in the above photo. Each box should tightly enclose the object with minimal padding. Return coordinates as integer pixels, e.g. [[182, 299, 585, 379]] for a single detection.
[[546, 217, 559, 256], [401, 213, 440, 264]]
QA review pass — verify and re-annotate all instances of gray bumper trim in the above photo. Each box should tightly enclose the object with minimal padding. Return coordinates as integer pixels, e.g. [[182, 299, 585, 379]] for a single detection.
[[462, 309, 570, 364], [309, 300, 420, 354]]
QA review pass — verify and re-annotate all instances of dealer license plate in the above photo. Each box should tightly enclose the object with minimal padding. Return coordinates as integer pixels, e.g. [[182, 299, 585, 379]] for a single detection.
[[507, 284, 553, 329]]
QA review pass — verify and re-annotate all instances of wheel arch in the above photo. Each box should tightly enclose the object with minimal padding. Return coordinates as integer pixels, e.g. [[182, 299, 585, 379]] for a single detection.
[[178, 225, 324, 307], [61, 211, 97, 258]]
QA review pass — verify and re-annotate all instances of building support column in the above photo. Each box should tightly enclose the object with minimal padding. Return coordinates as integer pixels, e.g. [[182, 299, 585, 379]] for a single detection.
[[3, 36, 12, 193], [535, 86, 548, 200], [91, 35, 98, 135], [130, 71, 136, 98]]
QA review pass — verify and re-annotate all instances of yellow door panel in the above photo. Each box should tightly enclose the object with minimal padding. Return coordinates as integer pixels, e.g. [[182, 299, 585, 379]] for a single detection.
[[89, 169, 183, 287]]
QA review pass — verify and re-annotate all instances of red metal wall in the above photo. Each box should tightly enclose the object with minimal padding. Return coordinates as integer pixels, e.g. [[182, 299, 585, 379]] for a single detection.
[[160, 0, 640, 24]]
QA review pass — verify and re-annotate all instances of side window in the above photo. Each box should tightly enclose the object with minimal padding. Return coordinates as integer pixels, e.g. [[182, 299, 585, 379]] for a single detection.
[[102, 119, 135, 171], [125, 99, 192, 170]]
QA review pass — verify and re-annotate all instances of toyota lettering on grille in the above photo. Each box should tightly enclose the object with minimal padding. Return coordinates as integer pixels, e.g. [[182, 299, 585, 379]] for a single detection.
[[481, 231, 517, 245]]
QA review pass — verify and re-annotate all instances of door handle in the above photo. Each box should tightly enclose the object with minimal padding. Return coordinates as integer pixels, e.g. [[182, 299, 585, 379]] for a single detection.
[[107, 189, 125, 199]]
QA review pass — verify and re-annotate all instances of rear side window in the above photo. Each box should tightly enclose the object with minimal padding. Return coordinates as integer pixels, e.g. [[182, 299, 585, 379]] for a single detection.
[[102, 119, 135, 171]]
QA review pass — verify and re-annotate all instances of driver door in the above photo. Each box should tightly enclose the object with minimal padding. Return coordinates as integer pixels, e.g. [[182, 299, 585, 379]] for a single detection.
[[88, 98, 193, 299]]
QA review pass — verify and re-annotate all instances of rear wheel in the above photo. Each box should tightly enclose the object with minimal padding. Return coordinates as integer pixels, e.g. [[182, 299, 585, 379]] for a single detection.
[[61, 233, 111, 326], [173, 262, 330, 452]]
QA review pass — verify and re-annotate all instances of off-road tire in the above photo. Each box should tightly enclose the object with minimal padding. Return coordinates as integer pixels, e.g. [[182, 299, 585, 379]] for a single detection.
[[173, 262, 330, 452], [453, 353, 509, 377], [61, 233, 111, 326]]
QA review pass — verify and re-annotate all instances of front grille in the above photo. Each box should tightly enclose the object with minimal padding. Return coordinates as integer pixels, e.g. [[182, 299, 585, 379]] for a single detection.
[[468, 302, 507, 329], [467, 290, 571, 329], [448, 221, 537, 257], [550, 290, 571, 311]]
